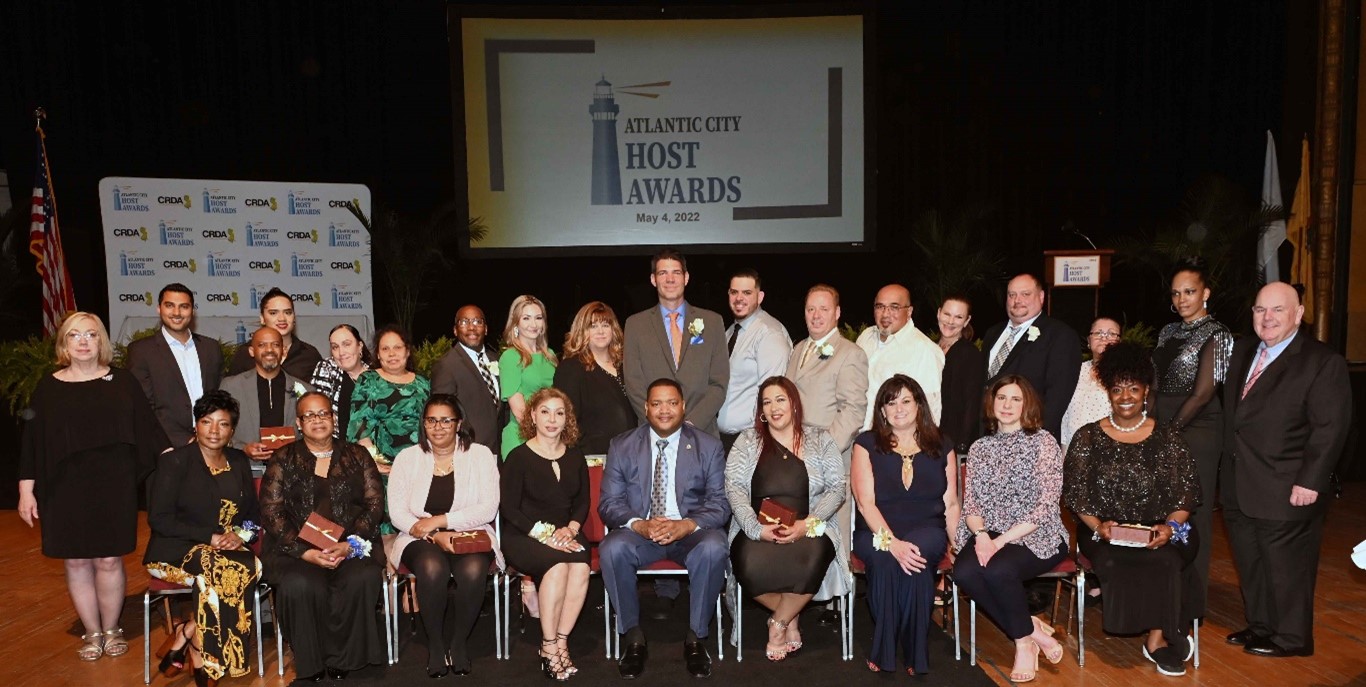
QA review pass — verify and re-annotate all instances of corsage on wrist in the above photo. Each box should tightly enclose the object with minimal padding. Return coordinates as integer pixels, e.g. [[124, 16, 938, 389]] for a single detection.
[[1166, 520, 1190, 544], [804, 517, 826, 538], [872, 527, 894, 552], [231, 520, 260, 543], [344, 534, 372, 559], [529, 521, 556, 544]]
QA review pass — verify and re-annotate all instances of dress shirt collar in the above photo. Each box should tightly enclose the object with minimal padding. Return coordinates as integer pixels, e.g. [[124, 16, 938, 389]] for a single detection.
[[161, 326, 196, 350]]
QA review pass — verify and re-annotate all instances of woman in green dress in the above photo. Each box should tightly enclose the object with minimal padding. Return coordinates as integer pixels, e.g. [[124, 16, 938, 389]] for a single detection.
[[348, 324, 431, 471], [499, 295, 558, 460]]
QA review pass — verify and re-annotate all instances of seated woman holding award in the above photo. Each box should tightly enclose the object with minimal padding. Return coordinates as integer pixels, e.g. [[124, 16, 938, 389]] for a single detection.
[[388, 394, 503, 678], [259, 392, 387, 682], [145, 390, 261, 686], [1063, 342, 1202, 679], [724, 376, 846, 661]]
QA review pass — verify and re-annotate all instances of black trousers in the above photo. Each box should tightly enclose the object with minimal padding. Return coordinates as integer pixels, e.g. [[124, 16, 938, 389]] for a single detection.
[[1223, 504, 1323, 653], [269, 555, 387, 676], [952, 539, 1067, 640]]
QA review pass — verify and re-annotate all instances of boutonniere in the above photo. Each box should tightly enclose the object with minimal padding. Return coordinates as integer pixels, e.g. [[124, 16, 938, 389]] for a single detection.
[[292, 381, 307, 398], [687, 317, 705, 344], [1026, 326, 1041, 342], [486, 360, 500, 376], [818, 342, 835, 360]]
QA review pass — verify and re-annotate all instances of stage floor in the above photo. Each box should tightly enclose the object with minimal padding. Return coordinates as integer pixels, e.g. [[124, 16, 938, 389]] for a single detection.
[[1, 486, 1364, 687]]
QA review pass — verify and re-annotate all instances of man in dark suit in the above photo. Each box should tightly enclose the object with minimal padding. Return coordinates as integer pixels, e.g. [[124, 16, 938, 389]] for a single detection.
[[599, 379, 730, 679], [981, 274, 1081, 438], [430, 304, 502, 455], [126, 283, 223, 446], [219, 327, 313, 462], [623, 248, 730, 437], [1222, 282, 1351, 658]]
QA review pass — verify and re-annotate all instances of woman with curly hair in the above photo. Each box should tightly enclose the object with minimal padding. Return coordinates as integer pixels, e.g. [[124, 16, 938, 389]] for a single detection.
[[1064, 342, 1202, 678], [499, 387, 591, 680]]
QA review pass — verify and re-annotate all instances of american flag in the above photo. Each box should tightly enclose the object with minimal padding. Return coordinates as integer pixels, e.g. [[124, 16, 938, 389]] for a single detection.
[[29, 121, 77, 336]]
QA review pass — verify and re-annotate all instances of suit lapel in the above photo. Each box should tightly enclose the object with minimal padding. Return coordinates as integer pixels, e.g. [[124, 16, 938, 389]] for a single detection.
[[456, 343, 497, 402], [194, 334, 217, 388], [152, 333, 191, 399], [1241, 335, 1303, 404], [677, 303, 693, 368], [673, 427, 695, 509], [1000, 320, 1037, 371]]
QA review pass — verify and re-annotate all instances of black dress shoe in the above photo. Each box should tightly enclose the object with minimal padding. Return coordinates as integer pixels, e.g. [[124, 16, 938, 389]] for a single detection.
[[618, 642, 648, 679], [648, 596, 676, 621], [326, 667, 349, 680], [683, 640, 712, 678], [1245, 637, 1313, 657], [1226, 628, 1258, 646], [291, 672, 325, 685], [816, 609, 841, 627]]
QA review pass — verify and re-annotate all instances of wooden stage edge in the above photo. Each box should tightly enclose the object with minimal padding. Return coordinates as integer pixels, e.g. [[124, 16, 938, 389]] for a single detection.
[[1, 487, 1365, 687]]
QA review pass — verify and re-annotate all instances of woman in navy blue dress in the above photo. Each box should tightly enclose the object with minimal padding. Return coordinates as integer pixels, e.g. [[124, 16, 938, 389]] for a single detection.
[[852, 374, 960, 675]]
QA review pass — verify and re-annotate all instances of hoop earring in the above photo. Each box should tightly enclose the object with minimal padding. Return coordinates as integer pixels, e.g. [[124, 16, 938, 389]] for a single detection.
[[1170, 304, 1178, 314], [760, 416, 768, 424]]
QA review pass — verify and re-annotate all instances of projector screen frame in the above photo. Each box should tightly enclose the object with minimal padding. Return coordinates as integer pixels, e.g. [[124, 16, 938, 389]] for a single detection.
[[447, 1, 878, 258]]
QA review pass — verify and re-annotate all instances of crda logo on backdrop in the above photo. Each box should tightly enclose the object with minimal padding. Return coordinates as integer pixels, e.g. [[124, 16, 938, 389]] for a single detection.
[[112, 227, 148, 241], [286, 230, 319, 243], [243, 197, 278, 210], [157, 195, 191, 208], [290, 292, 322, 306], [248, 259, 282, 273], [205, 292, 240, 306], [200, 228, 235, 242], [162, 259, 197, 273], [117, 292, 155, 306], [330, 260, 362, 274]]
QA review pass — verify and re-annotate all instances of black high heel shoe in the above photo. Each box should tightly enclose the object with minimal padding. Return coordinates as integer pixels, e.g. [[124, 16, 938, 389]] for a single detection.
[[428, 647, 450, 679], [155, 621, 193, 677], [556, 633, 578, 676], [539, 638, 558, 679], [447, 648, 471, 676]]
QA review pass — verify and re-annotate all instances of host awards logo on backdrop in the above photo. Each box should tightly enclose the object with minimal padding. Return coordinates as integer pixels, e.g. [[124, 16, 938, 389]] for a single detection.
[[158, 221, 196, 246], [327, 223, 365, 247], [111, 186, 152, 212], [118, 251, 158, 277], [201, 188, 239, 214], [205, 252, 243, 278], [331, 285, 366, 310], [244, 222, 282, 247], [286, 191, 323, 215], [290, 252, 326, 278]]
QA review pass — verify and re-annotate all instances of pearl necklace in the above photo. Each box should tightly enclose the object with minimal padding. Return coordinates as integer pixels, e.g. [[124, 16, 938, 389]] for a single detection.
[[1108, 412, 1148, 433]]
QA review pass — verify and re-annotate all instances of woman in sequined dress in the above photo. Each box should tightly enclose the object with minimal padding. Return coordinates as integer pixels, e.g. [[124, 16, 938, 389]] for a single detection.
[[1064, 343, 1202, 678], [1153, 259, 1232, 605]]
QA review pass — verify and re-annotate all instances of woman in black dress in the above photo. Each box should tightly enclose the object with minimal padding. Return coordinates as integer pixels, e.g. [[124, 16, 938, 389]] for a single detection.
[[936, 295, 985, 455], [500, 387, 591, 681], [388, 394, 502, 677], [725, 376, 845, 661], [1153, 259, 1232, 607], [1064, 343, 1202, 678], [18, 312, 169, 662], [259, 392, 387, 682], [553, 301, 635, 456], [145, 390, 261, 685], [851, 375, 960, 676]]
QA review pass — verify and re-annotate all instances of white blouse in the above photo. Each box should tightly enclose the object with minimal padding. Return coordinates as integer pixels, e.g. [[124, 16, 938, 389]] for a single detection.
[[1061, 361, 1109, 451]]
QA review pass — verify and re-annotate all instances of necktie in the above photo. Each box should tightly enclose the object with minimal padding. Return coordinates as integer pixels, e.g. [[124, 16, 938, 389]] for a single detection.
[[727, 323, 740, 355], [477, 351, 498, 405], [799, 340, 819, 368], [650, 439, 669, 518], [989, 324, 1021, 378], [1241, 347, 1270, 399], [669, 312, 683, 368]]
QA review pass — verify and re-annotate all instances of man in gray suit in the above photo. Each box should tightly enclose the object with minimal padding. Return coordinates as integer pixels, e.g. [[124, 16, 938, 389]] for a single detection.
[[219, 327, 313, 462], [429, 304, 502, 455], [623, 248, 730, 437], [599, 379, 730, 679], [786, 283, 868, 625], [716, 268, 791, 453], [126, 283, 223, 446]]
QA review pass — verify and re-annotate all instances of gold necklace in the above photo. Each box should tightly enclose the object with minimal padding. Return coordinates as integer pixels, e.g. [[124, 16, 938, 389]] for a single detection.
[[892, 440, 918, 490], [206, 460, 231, 476]]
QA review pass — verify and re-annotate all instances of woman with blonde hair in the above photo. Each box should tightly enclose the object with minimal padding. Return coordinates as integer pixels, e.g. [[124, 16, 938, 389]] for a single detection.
[[499, 295, 559, 460], [19, 311, 170, 662], [553, 301, 635, 455]]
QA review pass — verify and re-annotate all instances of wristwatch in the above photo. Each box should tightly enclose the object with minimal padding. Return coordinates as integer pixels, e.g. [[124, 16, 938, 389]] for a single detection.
[[972, 527, 989, 538]]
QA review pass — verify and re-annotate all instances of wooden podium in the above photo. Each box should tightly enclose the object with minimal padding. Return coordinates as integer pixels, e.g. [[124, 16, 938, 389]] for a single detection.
[[1043, 249, 1114, 318]]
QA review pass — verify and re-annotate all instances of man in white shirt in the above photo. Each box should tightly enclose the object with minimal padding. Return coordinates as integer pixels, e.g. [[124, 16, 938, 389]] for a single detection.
[[856, 284, 945, 428], [126, 283, 223, 446], [717, 268, 792, 453]]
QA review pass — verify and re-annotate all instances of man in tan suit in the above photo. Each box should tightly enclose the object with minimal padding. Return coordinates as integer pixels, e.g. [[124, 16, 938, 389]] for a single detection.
[[623, 248, 730, 438], [786, 283, 868, 625]]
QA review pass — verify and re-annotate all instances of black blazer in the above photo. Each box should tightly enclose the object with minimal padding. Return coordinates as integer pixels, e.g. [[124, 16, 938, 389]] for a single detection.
[[143, 443, 257, 565], [553, 357, 636, 455], [430, 342, 504, 455], [1222, 332, 1351, 521], [982, 315, 1081, 438], [126, 331, 224, 447], [941, 338, 986, 454]]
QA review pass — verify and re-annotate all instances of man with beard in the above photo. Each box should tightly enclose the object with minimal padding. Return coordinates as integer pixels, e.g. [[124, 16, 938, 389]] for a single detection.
[[220, 327, 314, 461], [126, 283, 223, 446]]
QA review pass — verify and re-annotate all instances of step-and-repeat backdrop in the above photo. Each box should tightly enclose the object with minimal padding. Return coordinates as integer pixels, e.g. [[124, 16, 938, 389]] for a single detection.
[[99, 177, 373, 345]]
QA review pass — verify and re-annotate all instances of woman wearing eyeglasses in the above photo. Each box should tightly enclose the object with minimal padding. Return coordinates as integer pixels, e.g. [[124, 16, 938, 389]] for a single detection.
[[1153, 258, 1232, 609], [388, 394, 502, 677], [19, 312, 170, 663], [259, 392, 387, 682], [1061, 317, 1123, 452]]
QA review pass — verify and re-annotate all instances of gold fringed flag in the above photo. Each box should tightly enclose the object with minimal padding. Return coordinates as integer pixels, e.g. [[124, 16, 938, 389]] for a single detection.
[[29, 111, 77, 335]]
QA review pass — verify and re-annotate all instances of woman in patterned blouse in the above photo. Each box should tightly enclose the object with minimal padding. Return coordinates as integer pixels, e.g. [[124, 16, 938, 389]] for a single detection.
[[953, 374, 1069, 682], [1153, 258, 1231, 609]]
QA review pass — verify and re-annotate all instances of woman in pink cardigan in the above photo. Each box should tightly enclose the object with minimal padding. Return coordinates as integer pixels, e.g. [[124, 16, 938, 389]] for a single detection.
[[388, 393, 503, 678]]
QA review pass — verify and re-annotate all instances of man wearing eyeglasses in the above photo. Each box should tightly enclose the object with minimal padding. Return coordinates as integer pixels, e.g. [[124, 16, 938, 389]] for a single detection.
[[431, 305, 503, 456], [220, 327, 314, 461], [856, 284, 945, 429]]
